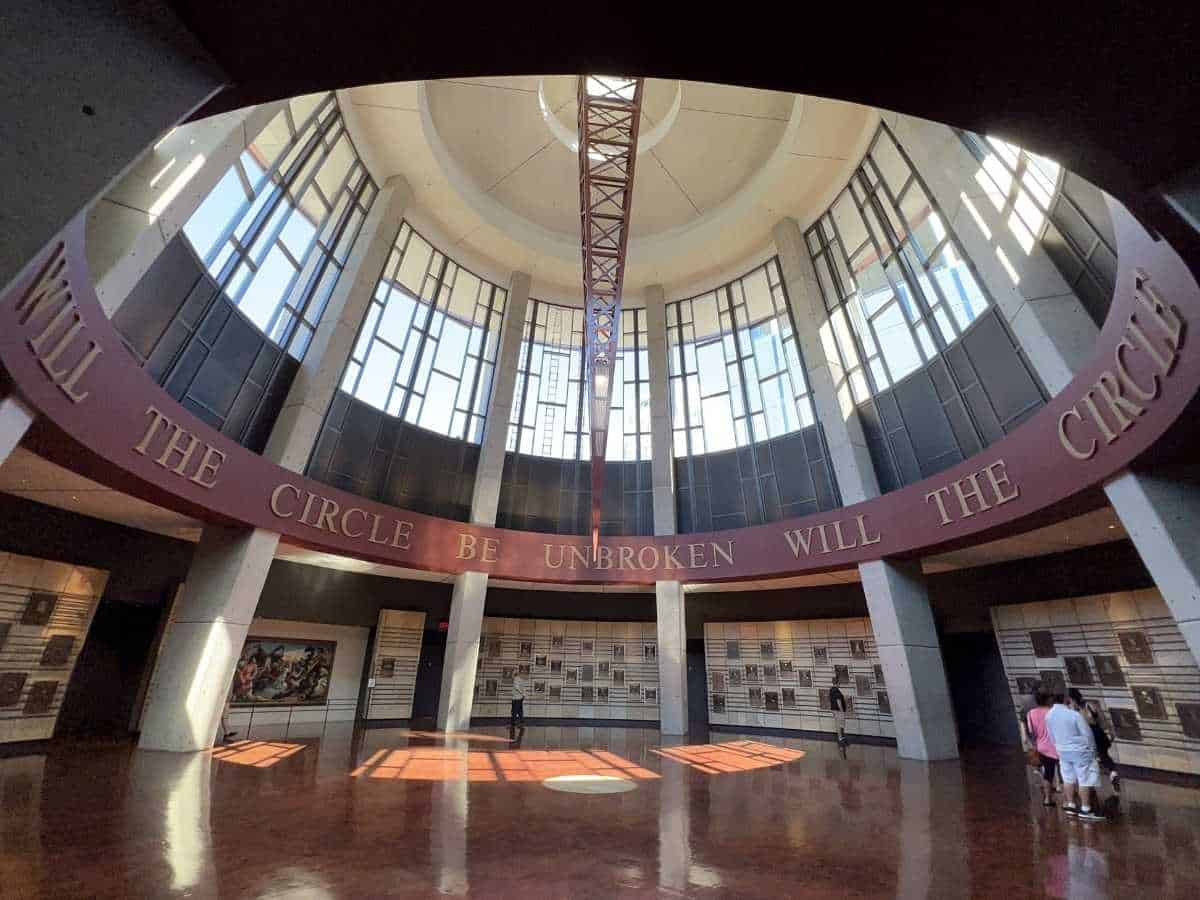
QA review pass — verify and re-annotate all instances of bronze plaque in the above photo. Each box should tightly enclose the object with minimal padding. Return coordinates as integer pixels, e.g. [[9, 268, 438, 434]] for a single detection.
[[23, 680, 57, 714], [21, 592, 57, 626], [1029, 630, 1057, 658], [40, 635, 75, 667], [1064, 656, 1093, 685], [711, 693, 726, 713], [1039, 670, 1067, 695], [1118, 631, 1154, 665], [781, 688, 796, 708], [797, 670, 813, 688], [764, 691, 780, 712], [725, 640, 740, 659], [834, 665, 850, 686], [877, 691, 891, 715], [849, 639, 867, 659], [379, 658, 396, 677], [1131, 685, 1167, 720], [1092, 655, 1126, 687], [0, 672, 28, 707], [0, 622, 9, 650], [856, 675, 872, 696], [1110, 708, 1142, 742], [1177, 703, 1200, 740]]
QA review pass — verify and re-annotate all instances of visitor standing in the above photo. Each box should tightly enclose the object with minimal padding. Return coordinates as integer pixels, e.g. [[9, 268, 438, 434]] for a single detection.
[[510, 672, 527, 730], [1068, 688, 1120, 793], [829, 681, 848, 746], [1047, 693, 1105, 821], [1025, 689, 1058, 807]]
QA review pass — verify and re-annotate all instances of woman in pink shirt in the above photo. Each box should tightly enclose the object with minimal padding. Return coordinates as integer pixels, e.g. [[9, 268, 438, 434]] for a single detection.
[[1026, 689, 1059, 806]]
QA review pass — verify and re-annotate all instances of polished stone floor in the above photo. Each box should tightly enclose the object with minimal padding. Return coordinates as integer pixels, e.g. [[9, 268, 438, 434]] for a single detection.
[[2, 725, 1199, 899]]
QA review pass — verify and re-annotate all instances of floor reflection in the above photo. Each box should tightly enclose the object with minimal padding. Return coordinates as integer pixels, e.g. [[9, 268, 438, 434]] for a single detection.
[[4, 727, 1200, 898]]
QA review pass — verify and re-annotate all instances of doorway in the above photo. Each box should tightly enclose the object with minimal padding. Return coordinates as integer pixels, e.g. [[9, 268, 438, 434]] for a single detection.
[[411, 630, 446, 726]]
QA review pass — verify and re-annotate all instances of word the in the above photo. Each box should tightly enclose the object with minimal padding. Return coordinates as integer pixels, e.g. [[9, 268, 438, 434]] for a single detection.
[[925, 459, 1019, 526], [134, 406, 226, 489]]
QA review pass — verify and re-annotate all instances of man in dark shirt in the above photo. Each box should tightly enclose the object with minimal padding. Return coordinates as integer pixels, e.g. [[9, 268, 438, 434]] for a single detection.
[[829, 681, 848, 746]]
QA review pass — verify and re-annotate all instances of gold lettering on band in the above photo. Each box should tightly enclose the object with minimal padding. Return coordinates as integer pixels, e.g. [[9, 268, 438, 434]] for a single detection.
[[133, 405, 225, 488], [926, 459, 1020, 527]]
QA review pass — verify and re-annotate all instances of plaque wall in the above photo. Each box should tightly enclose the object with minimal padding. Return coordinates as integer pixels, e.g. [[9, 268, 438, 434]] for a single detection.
[[703, 618, 895, 739], [363, 609, 426, 720], [0, 552, 107, 743], [472, 618, 660, 723], [991, 589, 1200, 775]]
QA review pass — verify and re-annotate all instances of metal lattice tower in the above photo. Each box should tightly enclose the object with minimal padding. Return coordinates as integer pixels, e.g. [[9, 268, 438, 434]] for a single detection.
[[577, 75, 644, 552]]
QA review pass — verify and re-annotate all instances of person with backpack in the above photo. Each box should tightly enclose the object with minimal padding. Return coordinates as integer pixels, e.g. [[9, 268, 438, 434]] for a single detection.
[[1069, 688, 1120, 793]]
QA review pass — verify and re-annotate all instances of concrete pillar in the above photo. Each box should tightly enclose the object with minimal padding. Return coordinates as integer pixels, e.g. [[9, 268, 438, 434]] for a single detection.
[[138, 525, 280, 752], [646, 287, 688, 734], [2, 1, 223, 299], [892, 116, 1200, 665], [775, 216, 956, 759], [437, 571, 488, 733], [263, 176, 413, 472], [88, 103, 285, 317], [0, 391, 35, 470], [1103, 468, 1200, 662], [655, 581, 689, 736], [468, 271, 532, 525], [432, 271, 531, 731], [773, 218, 881, 503], [645, 285, 676, 533], [860, 559, 958, 760]]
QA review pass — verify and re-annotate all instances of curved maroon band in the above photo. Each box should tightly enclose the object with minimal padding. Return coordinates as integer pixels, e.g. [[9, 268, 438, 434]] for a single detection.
[[1, 203, 1197, 585]]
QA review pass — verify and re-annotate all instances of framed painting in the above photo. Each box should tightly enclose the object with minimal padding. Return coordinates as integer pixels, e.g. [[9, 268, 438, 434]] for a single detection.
[[0, 672, 27, 707], [834, 665, 850, 686], [711, 693, 726, 713], [759, 641, 775, 658], [581, 639, 594, 656], [230, 637, 335, 706], [797, 670, 813, 688], [781, 688, 796, 708], [24, 680, 57, 714], [726, 640, 740, 659], [727, 668, 742, 687], [764, 691, 780, 712], [779, 660, 794, 676], [596, 686, 609, 702], [855, 675, 872, 696], [813, 647, 829, 665]]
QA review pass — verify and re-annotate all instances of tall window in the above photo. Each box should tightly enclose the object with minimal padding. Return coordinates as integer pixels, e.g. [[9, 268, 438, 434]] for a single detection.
[[959, 131, 1117, 325], [182, 92, 376, 359], [666, 259, 816, 457], [806, 125, 991, 404], [340, 223, 506, 443], [506, 302, 649, 462]]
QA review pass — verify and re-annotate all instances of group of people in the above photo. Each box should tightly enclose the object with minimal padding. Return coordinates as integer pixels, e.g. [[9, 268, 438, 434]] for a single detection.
[[1022, 687, 1119, 822]]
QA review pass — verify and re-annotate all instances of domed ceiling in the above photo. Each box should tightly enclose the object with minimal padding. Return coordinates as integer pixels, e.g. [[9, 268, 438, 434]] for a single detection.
[[344, 77, 876, 301]]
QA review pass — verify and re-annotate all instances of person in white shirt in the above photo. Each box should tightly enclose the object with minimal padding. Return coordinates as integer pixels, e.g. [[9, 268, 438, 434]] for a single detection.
[[510, 673, 527, 730], [1045, 693, 1104, 821]]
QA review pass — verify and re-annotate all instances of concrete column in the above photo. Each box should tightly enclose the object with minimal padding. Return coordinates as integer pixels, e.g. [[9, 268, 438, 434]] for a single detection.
[[775, 215, 958, 759], [138, 525, 281, 752], [773, 218, 880, 503], [645, 285, 676, 533], [655, 581, 689, 736], [437, 571, 488, 733], [468, 271, 532, 525], [0, 391, 35, 470], [263, 176, 413, 472], [1103, 468, 1200, 662], [893, 117, 1200, 664], [860, 559, 958, 760], [88, 102, 285, 317], [646, 287, 688, 734], [432, 271, 530, 732]]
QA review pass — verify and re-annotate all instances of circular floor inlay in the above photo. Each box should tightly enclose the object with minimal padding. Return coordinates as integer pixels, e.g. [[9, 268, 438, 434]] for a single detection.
[[541, 774, 638, 795]]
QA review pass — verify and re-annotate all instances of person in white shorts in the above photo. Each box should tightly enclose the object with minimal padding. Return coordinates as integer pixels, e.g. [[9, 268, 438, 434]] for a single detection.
[[1045, 693, 1104, 821]]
